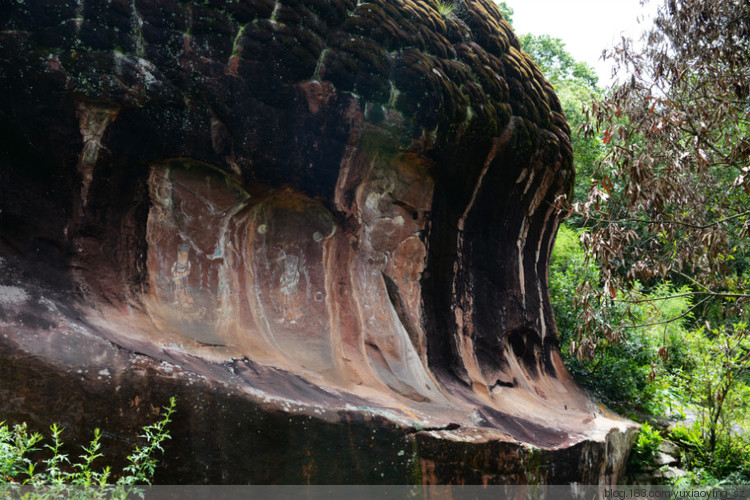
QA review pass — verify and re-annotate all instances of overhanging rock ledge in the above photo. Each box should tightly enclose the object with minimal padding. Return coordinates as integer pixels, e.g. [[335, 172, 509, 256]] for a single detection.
[[0, 0, 637, 484]]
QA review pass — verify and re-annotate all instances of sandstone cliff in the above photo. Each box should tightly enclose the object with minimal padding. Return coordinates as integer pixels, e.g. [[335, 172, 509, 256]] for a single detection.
[[0, 0, 637, 483]]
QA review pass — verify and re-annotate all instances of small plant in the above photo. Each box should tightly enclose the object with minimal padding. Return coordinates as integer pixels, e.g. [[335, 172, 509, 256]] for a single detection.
[[628, 422, 663, 472], [118, 397, 176, 486], [435, 0, 455, 17], [1, 397, 176, 498], [1, 421, 43, 483]]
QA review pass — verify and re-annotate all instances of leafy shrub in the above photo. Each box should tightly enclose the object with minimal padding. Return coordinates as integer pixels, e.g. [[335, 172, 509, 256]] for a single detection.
[[666, 323, 750, 482], [629, 422, 663, 472], [550, 223, 750, 483], [670, 423, 750, 485], [550, 224, 665, 410], [1, 397, 175, 495]]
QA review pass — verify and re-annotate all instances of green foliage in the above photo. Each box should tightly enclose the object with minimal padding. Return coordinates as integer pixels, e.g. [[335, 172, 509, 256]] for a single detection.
[[495, 1, 513, 25], [666, 324, 750, 481], [629, 422, 663, 472], [517, 34, 604, 205], [526, 0, 750, 486], [670, 422, 750, 485], [548, 224, 597, 338], [551, 224, 659, 409], [119, 397, 177, 486], [0, 422, 43, 483], [435, 0, 455, 17], [575, 0, 750, 367], [0, 397, 175, 496], [552, 223, 750, 483], [518, 34, 598, 89]]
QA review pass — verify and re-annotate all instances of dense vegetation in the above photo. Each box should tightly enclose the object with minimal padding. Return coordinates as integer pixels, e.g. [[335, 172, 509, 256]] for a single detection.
[[503, 0, 750, 485]]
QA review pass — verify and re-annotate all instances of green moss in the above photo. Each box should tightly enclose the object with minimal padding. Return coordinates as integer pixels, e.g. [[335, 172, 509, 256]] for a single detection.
[[359, 127, 404, 160], [409, 437, 422, 485]]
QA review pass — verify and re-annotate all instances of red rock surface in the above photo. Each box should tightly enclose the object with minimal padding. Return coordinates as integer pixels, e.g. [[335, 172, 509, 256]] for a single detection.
[[0, 0, 637, 484]]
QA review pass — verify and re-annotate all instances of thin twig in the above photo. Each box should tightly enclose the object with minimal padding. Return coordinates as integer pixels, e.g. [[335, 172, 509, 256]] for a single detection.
[[585, 210, 750, 230], [616, 291, 750, 304], [621, 297, 710, 329]]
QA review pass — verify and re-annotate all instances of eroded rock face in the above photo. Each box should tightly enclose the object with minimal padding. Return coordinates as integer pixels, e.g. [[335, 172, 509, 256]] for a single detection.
[[0, 0, 637, 484]]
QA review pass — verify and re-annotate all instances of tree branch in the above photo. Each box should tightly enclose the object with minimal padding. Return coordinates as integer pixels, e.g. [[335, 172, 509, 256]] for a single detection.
[[621, 297, 711, 329], [584, 210, 750, 230], [616, 291, 750, 305]]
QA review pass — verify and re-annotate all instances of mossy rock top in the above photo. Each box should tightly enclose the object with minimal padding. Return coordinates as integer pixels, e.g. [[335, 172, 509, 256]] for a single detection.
[[1, 0, 569, 144]]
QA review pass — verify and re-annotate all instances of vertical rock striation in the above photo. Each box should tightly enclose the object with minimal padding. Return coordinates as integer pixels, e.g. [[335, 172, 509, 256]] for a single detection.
[[0, 0, 637, 484]]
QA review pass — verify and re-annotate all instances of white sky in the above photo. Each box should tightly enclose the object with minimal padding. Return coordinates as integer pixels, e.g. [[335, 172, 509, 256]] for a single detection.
[[504, 0, 660, 85]]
